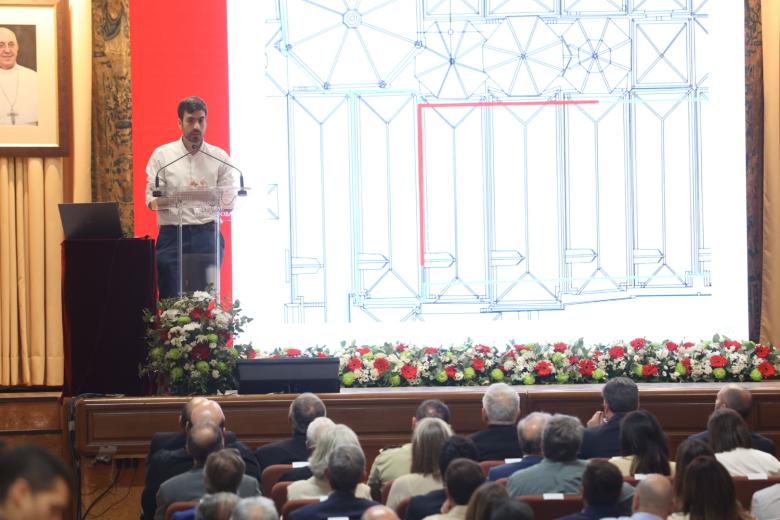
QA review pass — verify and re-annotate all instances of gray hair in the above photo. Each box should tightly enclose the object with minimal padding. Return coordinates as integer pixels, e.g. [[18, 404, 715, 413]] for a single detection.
[[229, 496, 279, 520], [306, 416, 335, 448], [328, 444, 366, 492], [482, 383, 520, 424], [196, 492, 240, 520], [516, 412, 551, 455], [603, 377, 639, 413], [309, 424, 362, 479], [542, 414, 584, 462], [289, 393, 326, 434]]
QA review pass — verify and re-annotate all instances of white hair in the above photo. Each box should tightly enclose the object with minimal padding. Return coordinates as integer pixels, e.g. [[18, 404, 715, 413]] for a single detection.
[[229, 496, 278, 520], [308, 424, 362, 479], [306, 416, 335, 448], [482, 383, 520, 424]]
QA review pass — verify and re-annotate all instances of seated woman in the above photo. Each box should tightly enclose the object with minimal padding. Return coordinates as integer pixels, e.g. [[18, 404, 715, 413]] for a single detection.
[[709, 409, 780, 477], [673, 439, 714, 509], [386, 417, 453, 511], [668, 455, 754, 520], [286, 424, 372, 500], [609, 410, 674, 477], [465, 481, 509, 520]]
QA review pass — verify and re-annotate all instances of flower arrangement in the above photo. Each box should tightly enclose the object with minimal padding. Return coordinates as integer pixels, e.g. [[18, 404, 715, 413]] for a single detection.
[[243, 336, 779, 388], [140, 291, 252, 394]]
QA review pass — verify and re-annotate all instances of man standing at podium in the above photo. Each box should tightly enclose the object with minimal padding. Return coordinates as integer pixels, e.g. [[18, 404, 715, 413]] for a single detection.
[[145, 96, 235, 299]]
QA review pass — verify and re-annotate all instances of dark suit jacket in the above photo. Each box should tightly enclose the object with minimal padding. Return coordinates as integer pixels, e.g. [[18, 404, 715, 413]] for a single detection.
[[558, 504, 625, 520], [487, 455, 543, 480], [688, 430, 776, 455], [148, 431, 238, 457], [255, 431, 308, 472], [404, 488, 446, 520], [287, 490, 378, 520], [579, 413, 627, 459], [279, 466, 312, 482], [470, 424, 523, 461]]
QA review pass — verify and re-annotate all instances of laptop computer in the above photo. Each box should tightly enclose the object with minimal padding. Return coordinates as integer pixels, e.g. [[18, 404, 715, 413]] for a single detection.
[[58, 202, 124, 240]]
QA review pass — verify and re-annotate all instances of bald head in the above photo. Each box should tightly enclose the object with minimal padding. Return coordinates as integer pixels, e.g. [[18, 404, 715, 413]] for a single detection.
[[191, 400, 226, 430], [633, 475, 674, 518], [0, 27, 19, 70], [517, 412, 550, 456], [361, 505, 400, 520], [187, 422, 224, 465], [181, 396, 210, 429], [715, 384, 752, 418]]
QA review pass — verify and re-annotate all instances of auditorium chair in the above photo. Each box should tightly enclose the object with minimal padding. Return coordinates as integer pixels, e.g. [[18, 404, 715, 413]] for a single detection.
[[479, 460, 505, 477], [518, 495, 584, 518], [165, 500, 198, 520], [261, 463, 293, 496], [396, 497, 411, 518], [732, 475, 780, 510], [381, 480, 394, 504], [270, 481, 294, 514], [281, 498, 319, 518]]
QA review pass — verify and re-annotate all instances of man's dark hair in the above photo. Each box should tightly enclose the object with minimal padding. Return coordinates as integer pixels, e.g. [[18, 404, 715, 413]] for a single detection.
[[204, 448, 246, 493], [444, 458, 484, 506], [177, 96, 208, 120], [188, 422, 224, 465], [542, 415, 583, 462], [708, 408, 752, 453], [602, 377, 639, 413], [438, 435, 479, 476], [416, 399, 451, 423], [289, 393, 326, 434], [582, 459, 623, 507], [0, 445, 72, 501], [490, 499, 534, 520], [327, 444, 365, 493]]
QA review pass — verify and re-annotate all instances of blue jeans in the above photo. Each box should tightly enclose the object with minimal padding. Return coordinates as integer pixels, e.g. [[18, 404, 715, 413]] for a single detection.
[[156, 222, 225, 299]]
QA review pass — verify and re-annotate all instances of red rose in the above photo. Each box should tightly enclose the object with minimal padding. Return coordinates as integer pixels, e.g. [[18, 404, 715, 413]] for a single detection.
[[514, 344, 529, 351], [472, 358, 485, 371], [356, 347, 371, 356], [190, 308, 203, 320], [445, 365, 457, 378], [642, 364, 658, 377], [578, 359, 596, 376], [710, 355, 727, 368], [592, 350, 603, 360], [373, 357, 390, 373], [192, 344, 209, 361], [396, 343, 408, 352], [401, 364, 417, 379], [758, 361, 776, 377], [755, 344, 770, 358], [683, 342, 695, 348], [348, 357, 363, 370], [316, 352, 327, 358], [554, 342, 568, 352], [609, 346, 625, 359], [272, 354, 280, 359], [666, 342, 679, 351], [568, 356, 578, 364], [247, 350, 257, 359], [630, 338, 646, 349], [475, 344, 491, 353], [724, 340, 742, 350], [535, 360, 553, 376], [205, 309, 213, 319], [286, 348, 301, 357], [425, 347, 439, 355], [682, 357, 691, 373]]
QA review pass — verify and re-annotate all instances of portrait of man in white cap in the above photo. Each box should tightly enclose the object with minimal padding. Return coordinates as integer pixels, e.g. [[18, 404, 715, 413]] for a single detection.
[[0, 26, 38, 126]]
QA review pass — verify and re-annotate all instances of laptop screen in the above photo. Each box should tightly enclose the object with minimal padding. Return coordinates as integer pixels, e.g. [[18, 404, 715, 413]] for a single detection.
[[58, 202, 124, 240]]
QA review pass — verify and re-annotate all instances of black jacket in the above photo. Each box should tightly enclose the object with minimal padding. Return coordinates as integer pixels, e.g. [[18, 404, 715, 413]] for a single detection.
[[148, 431, 238, 457], [404, 489, 446, 520], [288, 490, 378, 520], [688, 430, 776, 455], [579, 413, 626, 459], [470, 424, 523, 461], [255, 431, 308, 472]]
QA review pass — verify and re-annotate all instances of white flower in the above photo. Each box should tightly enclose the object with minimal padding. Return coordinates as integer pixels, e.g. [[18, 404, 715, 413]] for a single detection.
[[182, 322, 200, 332], [193, 291, 212, 301], [212, 370, 220, 379], [162, 309, 181, 320]]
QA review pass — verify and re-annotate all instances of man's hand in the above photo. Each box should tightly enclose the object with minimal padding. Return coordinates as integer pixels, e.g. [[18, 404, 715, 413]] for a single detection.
[[586, 410, 604, 428]]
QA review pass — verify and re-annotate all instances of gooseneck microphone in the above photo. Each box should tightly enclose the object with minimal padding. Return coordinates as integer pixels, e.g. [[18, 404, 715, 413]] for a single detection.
[[192, 144, 247, 196], [152, 149, 194, 197]]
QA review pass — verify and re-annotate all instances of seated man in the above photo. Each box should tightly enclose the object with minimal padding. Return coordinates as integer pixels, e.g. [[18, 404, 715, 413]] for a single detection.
[[405, 436, 479, 520], [688, 384, 775, 455], [288, 444, 378, 520], [278, 416, 335, 482], [368, 398, 450, 497], [230, 496, 279, 520], [149, 397, 209, 455], [506, 414, 634, 511], [361, 505, 400, 520], [0, 445, 71, 520], [256, 393, 326, 472], [194, 492, 240, 520], [488, 412, 550, 480], [470, 383, 523, 461], [424, 458, 485, 520], [559, 460, 625, 520], [608, 474, 675, 520], [155, 424, 260, 520], [580, 377, 639, 459]]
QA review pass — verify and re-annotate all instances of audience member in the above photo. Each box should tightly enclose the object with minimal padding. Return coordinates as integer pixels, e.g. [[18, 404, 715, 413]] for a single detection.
[[0, 444, 71, 520], [229, 496, 278, 520], [708, 408, 780, 476], [606, 474, 675, 520], [489, 499, 534, 520], [155, 424, 261, 520], [559, 460, 625, 520], [464, 482, 509, 520], [288, 444, 379, 520], [143, 399, 259, 519], [668, 455, 753, 520], [361, 505, 400, 520], [672, 439, 714, 507], [507, 415, 634, 510], [195, 492, 240, 520], [368, 399, 450, 496], [424, 458, 485, 520], [688, 384, 775, 455], [149, 397, 210, 455], [255, 393, 326, 472], [470, 383, 522, 461], [609, 410, 673, 477], [287, 424, 372, 500], [385, 417, 453, 510], [405, 436, 479, 520], [278, 416, 335, 482], [580, 378, 639, 459], [751, 483, 780, 520], [488, 412, 550, 481]]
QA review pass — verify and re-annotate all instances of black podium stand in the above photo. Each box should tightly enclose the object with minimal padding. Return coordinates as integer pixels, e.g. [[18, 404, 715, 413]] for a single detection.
[[62, 238, 156, 396]]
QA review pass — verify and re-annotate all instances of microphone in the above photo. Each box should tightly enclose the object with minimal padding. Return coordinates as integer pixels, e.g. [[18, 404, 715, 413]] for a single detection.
[[152, 149, 193, 197], [192, 144, 247, 196]]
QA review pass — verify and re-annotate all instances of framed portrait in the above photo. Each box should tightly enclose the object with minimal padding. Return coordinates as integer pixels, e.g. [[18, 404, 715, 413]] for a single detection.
[[0, 0, 70, 156]]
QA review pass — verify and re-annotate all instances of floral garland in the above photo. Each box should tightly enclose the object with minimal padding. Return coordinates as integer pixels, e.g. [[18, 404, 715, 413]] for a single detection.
[[255, 336, 779, 388]]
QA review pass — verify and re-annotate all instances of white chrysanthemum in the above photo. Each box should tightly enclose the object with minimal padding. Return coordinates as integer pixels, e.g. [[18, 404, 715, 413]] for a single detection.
[[162, 309, 181, 319], [182, 322, 200, 332], [193, 291, 212, 301], [212, 370, 220, 379], [209, 343, 217, 349]]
